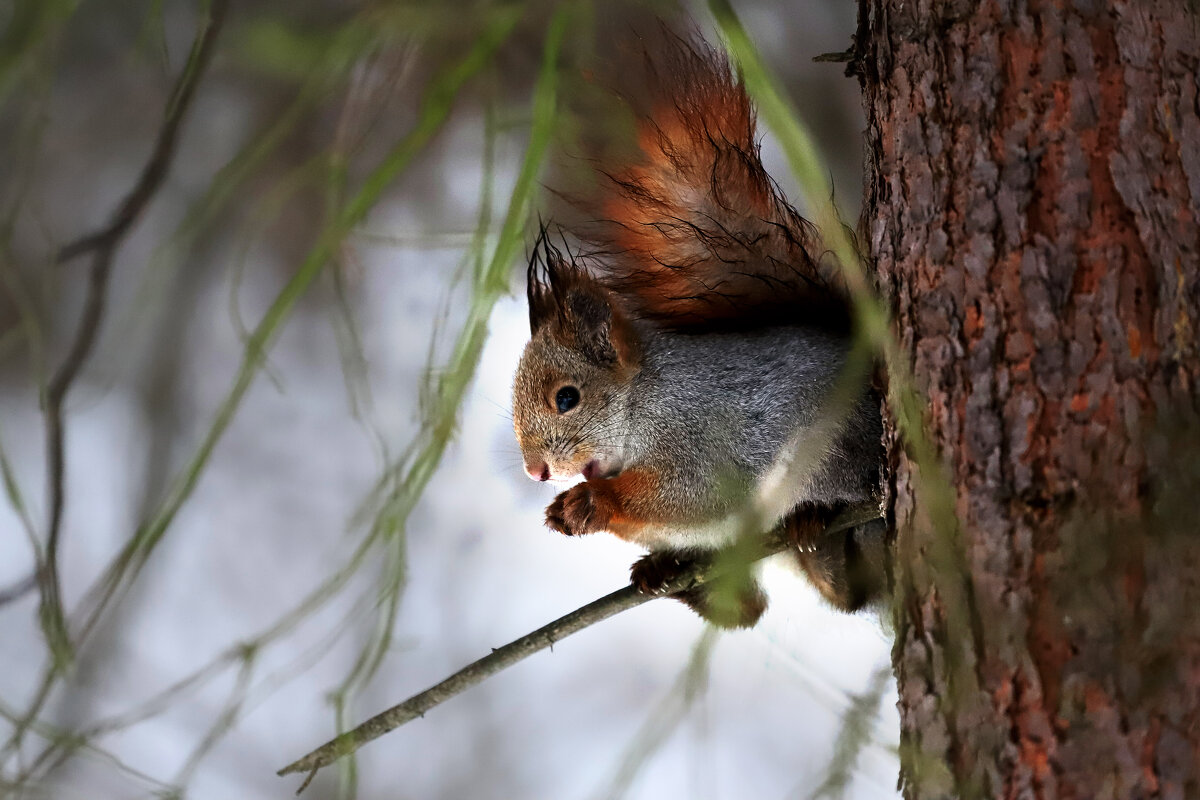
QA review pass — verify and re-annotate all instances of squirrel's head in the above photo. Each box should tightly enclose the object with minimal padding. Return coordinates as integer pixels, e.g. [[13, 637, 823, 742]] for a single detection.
[[512, 237, 641, 483]]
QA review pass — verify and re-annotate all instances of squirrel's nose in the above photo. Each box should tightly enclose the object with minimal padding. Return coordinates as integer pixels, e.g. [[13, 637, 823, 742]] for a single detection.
[[525, 462, 550, 482]]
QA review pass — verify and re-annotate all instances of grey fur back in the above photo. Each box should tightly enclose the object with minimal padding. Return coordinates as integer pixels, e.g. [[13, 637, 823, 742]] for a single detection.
[[629, 322, 882, 513]]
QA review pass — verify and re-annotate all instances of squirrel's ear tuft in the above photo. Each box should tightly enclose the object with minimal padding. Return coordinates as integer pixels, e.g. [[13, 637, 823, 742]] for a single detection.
[[526, 226, 639, 368], [526, 225, 575, 335], [526, 233, 556, 335]]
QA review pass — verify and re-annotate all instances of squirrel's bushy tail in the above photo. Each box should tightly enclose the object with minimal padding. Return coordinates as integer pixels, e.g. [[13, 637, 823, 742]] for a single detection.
[[578, 35, 847, 332]]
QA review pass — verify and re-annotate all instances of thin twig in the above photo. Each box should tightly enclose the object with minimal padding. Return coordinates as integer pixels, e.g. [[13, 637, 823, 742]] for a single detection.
[[276, 503, 882, 792], [0, 572, 37, 605], [2, 10, 522, 773], [53, 0, 228, 267], [30, 0, 228, 656]]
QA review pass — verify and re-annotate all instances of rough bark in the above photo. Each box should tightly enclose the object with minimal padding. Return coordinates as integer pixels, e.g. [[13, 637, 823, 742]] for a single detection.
[[857, 1, 1200, 798]]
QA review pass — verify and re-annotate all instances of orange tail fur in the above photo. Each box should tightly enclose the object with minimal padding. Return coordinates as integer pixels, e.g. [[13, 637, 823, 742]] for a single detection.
[[577, 35, 848, 332]]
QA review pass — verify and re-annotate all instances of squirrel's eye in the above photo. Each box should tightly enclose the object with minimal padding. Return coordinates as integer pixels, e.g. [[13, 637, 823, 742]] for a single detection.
[[555, 386, 580, 413]]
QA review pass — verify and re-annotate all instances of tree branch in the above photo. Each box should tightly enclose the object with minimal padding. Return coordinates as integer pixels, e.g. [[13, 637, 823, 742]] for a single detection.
[[276, 503, 882, 793], [0, 572, 37, 606], [29, 0, 228, 658]]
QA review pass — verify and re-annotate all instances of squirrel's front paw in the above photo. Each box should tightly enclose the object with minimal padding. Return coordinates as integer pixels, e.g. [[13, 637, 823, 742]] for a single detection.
[[545, 484, 610, 536]]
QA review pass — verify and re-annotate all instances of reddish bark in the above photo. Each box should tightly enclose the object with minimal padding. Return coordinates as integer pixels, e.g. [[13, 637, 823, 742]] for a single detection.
[[857, 1, 1200, 797]]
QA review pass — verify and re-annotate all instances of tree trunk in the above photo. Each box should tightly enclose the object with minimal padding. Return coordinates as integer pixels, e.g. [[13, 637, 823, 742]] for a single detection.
[[856, 1, 1200, 797]]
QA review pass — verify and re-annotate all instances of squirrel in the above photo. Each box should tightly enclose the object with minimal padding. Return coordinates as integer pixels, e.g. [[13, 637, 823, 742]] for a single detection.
[[511, 34, 886, 628]]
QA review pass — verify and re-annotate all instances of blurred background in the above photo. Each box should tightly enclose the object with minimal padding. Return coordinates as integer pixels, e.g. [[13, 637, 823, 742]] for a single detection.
[[0, 1, 898, 798]]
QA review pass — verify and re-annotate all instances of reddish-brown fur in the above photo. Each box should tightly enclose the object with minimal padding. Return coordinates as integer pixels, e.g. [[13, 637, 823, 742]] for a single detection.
[[576, 35, 850, 333], [544, 468, 664, 541]]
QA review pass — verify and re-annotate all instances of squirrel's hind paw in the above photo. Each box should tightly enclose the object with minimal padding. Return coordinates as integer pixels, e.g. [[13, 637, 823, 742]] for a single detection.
[[631, 549, 767, 628], [783, 503, 844, 551], [630, 549, 706, 595]]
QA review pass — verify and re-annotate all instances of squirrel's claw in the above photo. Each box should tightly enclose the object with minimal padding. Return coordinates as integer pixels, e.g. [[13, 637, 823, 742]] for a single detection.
[[784, 503, 842, 553]]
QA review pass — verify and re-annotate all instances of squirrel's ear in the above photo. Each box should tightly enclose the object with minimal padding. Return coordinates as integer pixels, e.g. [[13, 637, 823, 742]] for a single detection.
[[528, 281, 556, 335], [563, 285, 640, 368], [527, 228, 568, 335], [526, 226, 640, 367]]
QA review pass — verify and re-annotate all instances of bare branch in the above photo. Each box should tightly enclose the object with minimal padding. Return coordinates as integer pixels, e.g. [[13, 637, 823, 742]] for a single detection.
[[276, 503, 882, 792], [28, 0, 229, 656], [0, 572, 37, 606], [53, 0, 228, 267]]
